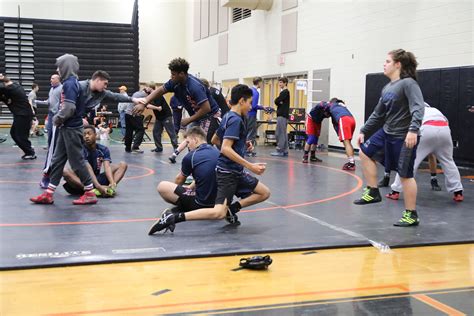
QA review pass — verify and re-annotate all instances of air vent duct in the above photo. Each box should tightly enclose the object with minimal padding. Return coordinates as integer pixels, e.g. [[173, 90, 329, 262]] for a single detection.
[[221, 0, 273, 11]]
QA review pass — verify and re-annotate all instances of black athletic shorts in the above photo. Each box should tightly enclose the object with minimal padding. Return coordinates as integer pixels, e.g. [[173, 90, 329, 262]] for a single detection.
[[174, 185, 211, 212], [215, 169, 259, 206]]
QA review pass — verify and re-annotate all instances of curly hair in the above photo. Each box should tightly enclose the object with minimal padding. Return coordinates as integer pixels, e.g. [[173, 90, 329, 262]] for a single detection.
[[168, 58, 190, 73]]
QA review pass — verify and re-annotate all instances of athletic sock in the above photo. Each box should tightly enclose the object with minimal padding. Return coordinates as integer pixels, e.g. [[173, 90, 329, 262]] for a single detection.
[[46, 184, 56, 195], [230, 201, 242, 214], [348, 156, 355, 164], [176, 212, 186, 223], [431, 173, 437, 179], [454, 190, 463, 196], [84, 183, 94, 191]]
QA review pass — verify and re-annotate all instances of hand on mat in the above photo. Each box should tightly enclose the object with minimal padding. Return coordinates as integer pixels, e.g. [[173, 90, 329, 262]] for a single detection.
[[405, 131, 418, 149]]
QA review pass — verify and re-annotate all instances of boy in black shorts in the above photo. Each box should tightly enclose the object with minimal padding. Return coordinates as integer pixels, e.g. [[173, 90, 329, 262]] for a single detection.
[[149, 85, 269, 234]]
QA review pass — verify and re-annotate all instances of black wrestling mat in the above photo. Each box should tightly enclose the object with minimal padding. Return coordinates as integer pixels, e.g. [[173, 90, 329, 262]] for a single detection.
[[1, 138, 473, 270]]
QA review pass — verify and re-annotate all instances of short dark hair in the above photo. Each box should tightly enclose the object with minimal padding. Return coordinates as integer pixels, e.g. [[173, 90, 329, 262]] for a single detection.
[[168, 58, 189, 73], [83, 125, 96, 134], [32, 83, 38, 89], [91, 70, 111, 81], [329, 97, 345, 104], [253, 77, 263, 85], [184, 126, 206, 139], [230, 84, 253, 105], [278, 77, 288, 84], [200, 78, 210, 88]]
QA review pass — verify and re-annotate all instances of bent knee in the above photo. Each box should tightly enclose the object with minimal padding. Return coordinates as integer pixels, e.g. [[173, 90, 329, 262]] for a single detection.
[[119, 161, 128, 170]]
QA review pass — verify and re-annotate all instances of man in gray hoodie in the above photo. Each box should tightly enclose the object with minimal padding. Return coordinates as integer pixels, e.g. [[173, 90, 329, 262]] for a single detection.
[[30, 54, 97, 205]]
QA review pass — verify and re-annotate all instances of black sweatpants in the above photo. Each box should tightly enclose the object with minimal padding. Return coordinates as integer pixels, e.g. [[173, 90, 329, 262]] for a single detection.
[[10, 114, 34, 156], [124, 114, 145, 151]]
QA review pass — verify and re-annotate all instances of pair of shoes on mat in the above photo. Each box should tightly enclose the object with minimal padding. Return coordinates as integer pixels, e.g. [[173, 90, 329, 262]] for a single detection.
[[33, 189, 97, 205]]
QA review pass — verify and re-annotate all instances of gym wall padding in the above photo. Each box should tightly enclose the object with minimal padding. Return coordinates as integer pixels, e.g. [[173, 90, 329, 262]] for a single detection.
[[365, 66, 474, 166], [0, 16, 139, 121]]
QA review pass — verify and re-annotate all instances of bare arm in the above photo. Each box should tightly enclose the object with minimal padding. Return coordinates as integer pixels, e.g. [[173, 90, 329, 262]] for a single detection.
[[211, 133, 221, 146], [85, 163, 107, 194], [174, 173, 187, 185], [221, 139, 266, 175], [133, 85, 167, 114], [103, 160, 115, 187], [181, 101, 211, 126]]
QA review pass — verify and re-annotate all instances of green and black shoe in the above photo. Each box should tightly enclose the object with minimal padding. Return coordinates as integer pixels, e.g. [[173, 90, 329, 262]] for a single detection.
[[353, 187, 382, 205], [393, 210, 420, 227]]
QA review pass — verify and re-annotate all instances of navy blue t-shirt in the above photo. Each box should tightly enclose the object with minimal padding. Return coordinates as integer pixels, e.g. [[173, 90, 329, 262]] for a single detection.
[[216, 111, 247, 173], [163, 74, 219, 120], [181, 144, 219, 206], [83, 143, 111, 176], [61, 76, 82, 128]]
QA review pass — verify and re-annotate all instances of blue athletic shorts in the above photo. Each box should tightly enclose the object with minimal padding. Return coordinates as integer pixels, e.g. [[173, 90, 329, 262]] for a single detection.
[[360, 128, 418, 178]]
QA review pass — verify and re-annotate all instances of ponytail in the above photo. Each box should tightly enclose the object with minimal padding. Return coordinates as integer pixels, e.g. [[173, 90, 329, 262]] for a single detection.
[[389, 49, 418, 81]]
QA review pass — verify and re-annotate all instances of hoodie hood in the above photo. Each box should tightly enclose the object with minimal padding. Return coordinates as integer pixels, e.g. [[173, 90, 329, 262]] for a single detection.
[[56, 54, 79, 82]]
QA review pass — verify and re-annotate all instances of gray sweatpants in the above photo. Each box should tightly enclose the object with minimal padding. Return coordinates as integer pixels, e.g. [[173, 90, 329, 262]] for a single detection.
[[275, 116, 288, 153], [391, 125, 463, 193], [49, 126, 92, 187], [153, 116, 178, 150], [246, 115, 258, 147]]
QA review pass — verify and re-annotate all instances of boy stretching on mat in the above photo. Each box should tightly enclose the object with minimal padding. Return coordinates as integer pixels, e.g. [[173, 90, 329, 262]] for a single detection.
[[62, 125, 128, 197], [149, 85, 270, 234]]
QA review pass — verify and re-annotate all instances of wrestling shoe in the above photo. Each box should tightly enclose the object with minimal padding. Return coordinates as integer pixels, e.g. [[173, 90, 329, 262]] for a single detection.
[[353, 187, 381, 205], [73, 190, 98, 205], [342, 162, 356, 171], [148, 208, 176, 235], [431, 178, 442, 191], [310, 156, 322, 162], [225, 206, 241, 226], [386, 190, 400, 200], [453, 191, 464, 202], [30, 192, 54, 204], [393, 210, 419, 227], [302, 155, 309, 163]]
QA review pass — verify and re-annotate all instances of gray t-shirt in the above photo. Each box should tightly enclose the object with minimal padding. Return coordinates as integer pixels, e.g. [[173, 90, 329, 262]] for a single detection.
[[361, 77, 425, 138]]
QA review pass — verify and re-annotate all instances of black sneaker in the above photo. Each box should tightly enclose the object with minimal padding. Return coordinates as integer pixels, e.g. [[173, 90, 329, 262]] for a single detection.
[[21, 154, 37, 160], [225, 206, 241, 226], [310, 156, 322, 162], [169, 155, 177, 164], [393, 210, 420, 227], [378, 175, 390, 187], [148, 209, 176, 235], [431, 178, 441, 191], [354, 187, 382, 205]]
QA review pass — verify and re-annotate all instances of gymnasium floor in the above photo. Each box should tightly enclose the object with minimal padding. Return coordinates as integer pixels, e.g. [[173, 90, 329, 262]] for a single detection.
[[1, 130, 473, 315]]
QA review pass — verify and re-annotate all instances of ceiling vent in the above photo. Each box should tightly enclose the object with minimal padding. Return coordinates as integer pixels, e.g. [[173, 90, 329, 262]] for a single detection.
[[221, 0, 273, 11]]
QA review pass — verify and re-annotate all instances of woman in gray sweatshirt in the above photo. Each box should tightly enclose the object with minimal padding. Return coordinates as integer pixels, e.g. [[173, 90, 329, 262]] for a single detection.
[[354, 49, 425, 227]]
